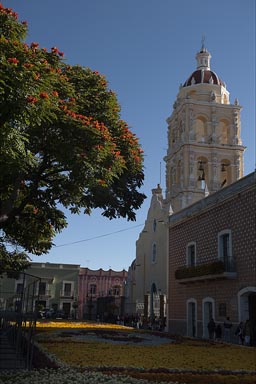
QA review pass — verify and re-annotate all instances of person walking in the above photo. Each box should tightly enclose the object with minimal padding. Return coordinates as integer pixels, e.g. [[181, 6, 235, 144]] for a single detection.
[[244, 319, 251, 346], [235, 321, 245, 345]]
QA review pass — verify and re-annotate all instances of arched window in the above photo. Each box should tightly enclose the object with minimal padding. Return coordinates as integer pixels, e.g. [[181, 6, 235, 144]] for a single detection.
[[220, 159, 231, 187], [197, 156, 208, 189], [195, 116, 207, 143], [217, 119, 229, 144], [238, 287, 256, 322]]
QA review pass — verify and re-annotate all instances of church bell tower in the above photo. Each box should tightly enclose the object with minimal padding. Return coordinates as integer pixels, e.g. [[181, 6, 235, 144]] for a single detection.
[[164, 42, 245, 213]]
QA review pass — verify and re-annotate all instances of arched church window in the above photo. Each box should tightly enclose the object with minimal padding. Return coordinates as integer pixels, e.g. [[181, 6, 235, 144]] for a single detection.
[[220, 160, 231, 187], [197, 157, 208, 189], [195, 117, 207, 143], [217, 120, 229, 144]]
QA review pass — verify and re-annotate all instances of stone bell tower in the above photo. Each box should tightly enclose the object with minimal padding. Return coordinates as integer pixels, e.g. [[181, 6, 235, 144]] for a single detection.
[[164, 42, 245, 213]]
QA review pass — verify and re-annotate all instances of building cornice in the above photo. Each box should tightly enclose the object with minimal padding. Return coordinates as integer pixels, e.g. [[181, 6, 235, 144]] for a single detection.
[[169, 171, 256, 226]]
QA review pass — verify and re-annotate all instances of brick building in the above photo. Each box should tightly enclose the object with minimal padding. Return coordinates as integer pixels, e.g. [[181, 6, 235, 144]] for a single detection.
[[168, 172, 256, 344]]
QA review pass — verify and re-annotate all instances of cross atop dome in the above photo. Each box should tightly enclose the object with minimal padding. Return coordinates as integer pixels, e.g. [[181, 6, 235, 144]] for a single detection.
[[201, 35, 206, 52], [196, 37, 211, 70]]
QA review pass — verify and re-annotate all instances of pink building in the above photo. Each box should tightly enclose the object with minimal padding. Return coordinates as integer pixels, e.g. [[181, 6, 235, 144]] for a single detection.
[[78, 268, 127, 321]]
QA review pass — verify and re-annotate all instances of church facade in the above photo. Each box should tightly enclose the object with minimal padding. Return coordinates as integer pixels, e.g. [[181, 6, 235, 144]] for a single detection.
[[129, 43, 255, 342]]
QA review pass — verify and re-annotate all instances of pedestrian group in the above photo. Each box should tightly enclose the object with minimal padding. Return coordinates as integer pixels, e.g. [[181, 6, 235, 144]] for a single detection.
[[207, 317, 252, 345]]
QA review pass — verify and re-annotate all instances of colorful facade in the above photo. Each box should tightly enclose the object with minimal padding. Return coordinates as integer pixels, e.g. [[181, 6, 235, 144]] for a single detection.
[[78, 267, 127, 321], [0, 264, 127, 322]]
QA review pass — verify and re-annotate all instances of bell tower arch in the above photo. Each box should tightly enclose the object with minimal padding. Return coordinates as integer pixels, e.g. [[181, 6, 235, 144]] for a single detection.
[[164, 44, 245, 212]]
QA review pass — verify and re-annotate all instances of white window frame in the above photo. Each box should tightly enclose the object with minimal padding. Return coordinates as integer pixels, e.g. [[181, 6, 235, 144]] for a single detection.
[[218, 229, 232, 259], [186, 298, 197, 337], [38, 281, 47, 295], [186, 242, 196, 267], [61, 281, 74, 297], [218, 229, 234, 272], [238, 287, 256, 322]]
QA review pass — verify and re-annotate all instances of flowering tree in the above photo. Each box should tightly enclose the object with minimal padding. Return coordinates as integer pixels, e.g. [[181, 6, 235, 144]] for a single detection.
[[0, 4, 145, 270]]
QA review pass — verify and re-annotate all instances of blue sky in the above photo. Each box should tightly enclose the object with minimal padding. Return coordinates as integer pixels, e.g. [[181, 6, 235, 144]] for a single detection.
[[6, 0, 255, 271]]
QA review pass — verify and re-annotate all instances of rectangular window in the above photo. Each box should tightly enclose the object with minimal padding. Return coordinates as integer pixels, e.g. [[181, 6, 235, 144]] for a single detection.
[[64, 283, 72, 296], [221, 233, 230, 258], [113, 286, 120, 296], [38, 282, 46, 295], [218, 231, 235, 272], [187, 244, 196, 267], [90, 284, 96, 295], [219, 233, 231, 259]]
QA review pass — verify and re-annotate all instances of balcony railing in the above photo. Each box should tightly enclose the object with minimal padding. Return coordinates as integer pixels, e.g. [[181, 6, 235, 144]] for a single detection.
[[175, 258, 237, 283]]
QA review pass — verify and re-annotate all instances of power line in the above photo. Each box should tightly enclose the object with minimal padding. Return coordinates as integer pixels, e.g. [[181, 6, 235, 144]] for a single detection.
[[54, 223, 144, 248]]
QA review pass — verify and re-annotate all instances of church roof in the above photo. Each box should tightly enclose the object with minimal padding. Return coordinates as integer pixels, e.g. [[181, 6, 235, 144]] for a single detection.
[[183, 69, 225, 87]]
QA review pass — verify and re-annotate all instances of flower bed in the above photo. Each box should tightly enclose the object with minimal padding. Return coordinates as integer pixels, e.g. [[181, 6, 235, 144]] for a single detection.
[[0, 368, 182, 384], [36, 320, 133, 330], [39, 337, 256, 371], [2, 321, 255, 384]]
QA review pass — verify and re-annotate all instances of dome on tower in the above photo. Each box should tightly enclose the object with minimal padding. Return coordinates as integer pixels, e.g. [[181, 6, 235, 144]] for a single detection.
[[183, 44, 226, 88], [183, 69, 225, 87]]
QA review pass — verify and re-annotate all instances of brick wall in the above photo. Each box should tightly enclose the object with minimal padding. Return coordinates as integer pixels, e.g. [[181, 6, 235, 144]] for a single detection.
[[168, 177, 256, 340]]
